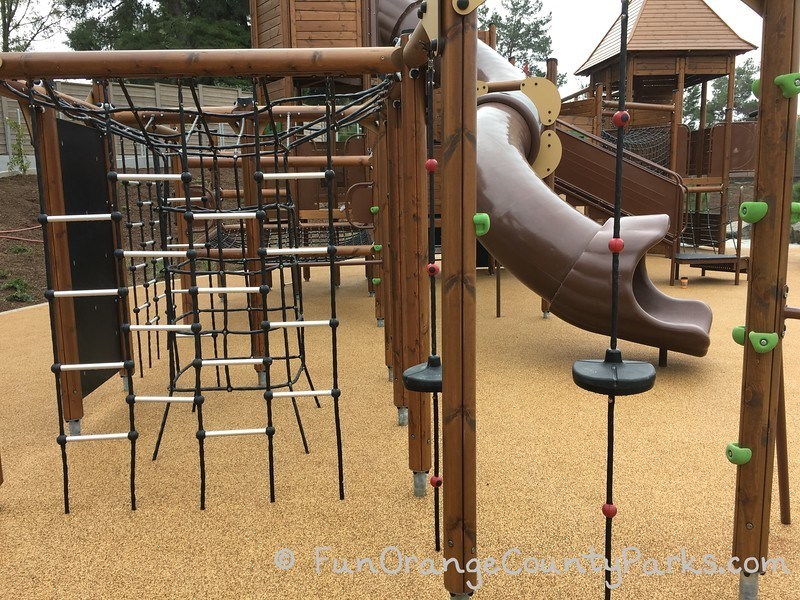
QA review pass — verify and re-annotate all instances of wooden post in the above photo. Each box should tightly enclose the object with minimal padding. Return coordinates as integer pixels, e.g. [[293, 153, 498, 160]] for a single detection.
[[670, 89, 681, 172], [400, 60, 432, 480], [241, 112, 267, 374], [171, 155, 193, 320], [593, 83, 604, 137], [732, 0, 798, 586], [386, 96, 406, 411], [36, 108, 84, 422], [719, 56, 736, 254], [440, 0, 478, 593], [697, 80, 708, 176]]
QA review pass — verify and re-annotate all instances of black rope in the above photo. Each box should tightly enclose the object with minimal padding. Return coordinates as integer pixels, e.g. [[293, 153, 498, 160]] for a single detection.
[[325, 76, 346, 500], [425, 58, 441, 553], [604, 1, 629, 596]]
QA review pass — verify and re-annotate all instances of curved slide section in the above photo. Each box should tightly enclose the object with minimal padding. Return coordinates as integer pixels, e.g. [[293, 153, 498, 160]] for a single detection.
[[377, 2, 712, 357]]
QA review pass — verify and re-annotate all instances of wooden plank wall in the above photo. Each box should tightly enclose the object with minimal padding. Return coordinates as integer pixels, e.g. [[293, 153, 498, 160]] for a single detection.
[[293, 0, 362, 48]]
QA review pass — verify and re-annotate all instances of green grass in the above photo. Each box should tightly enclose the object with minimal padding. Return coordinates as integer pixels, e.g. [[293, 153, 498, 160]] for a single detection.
[[2, 276, 35, 302], [7, 244, 31, 255], [0, 269, 8, 279]]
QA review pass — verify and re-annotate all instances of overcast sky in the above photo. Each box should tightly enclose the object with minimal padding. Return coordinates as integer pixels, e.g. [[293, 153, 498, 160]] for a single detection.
[[504, 0, 764, 93]]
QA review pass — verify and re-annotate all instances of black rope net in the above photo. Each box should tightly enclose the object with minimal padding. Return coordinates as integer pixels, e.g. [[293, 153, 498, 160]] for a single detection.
[[18, 74, 389, 511]]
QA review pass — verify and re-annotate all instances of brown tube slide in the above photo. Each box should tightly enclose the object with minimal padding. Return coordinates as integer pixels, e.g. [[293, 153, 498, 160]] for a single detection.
[[378, 2, 713, 357]]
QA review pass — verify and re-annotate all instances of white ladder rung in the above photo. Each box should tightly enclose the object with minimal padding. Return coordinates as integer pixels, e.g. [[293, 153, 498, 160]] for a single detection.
[[272, 389, 332, 398], [135, 396, 195, 403], [172, 287, 260, 294], [60, 361, 125, 372], [193, 212, 259, 220], [116, 173, 182, 181], [52, 288, 121, 298], [263, 172, 326, 180], [265, 246, 330, 256], [129, 324, 193, 332], [124, 250, 188, 258], [65, 432, 129, 443], [204, 428, 266, 438], [46, 214, 112, 223], [201, 358, 264, 367], [270, 320, 329, 329]]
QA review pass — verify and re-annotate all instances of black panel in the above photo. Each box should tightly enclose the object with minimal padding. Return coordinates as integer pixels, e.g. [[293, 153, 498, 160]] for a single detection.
[[57, 119, 122, 396]]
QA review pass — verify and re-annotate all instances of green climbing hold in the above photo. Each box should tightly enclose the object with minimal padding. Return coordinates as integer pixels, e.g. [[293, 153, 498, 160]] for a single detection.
[[748, 331, 779, 354], [473, 213, 490, 237], [370, 206, 380, 215], [774, 72, 800, 98], [731, 326, 746, 346], [752, 79, 760, 99], [372, 244, 383, 252], [791, 202, 800, 225], [739, 201, 768, 224], [726, 442, 752, 466], [371, 277, 381, 285]]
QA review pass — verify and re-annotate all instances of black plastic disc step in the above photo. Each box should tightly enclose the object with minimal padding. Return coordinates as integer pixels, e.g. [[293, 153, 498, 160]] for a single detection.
[[403, 354, 442, 393], [572, 349, 656, 396]]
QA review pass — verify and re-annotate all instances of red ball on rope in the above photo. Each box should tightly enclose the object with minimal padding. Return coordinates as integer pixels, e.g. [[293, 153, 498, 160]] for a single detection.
[[430, 475, 443, 488], [425, 158, 439, 173], [427, 262, 440, 276], [612, 110, 630, 128], [602, 503, 617, 519], [608, 238, 625, 254]]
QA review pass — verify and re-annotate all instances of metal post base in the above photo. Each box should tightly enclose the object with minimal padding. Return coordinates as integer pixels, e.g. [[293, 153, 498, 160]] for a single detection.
[[369, 291, 375, 298], [258, 371, 267, 388], [397, 406, 408, 426], [451, 595, 471, 600], [377, 318, 384, 328], [413, 471, 427, 497], [388, 366, 393, 382], [121, 376, 129, 392], [542, 311, 550, 319], [68, 419, 81, 436], [739, 573, 759, 600]]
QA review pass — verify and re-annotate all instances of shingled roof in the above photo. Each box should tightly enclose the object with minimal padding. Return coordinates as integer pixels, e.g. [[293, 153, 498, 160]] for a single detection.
[[575, 0, 757, 76]]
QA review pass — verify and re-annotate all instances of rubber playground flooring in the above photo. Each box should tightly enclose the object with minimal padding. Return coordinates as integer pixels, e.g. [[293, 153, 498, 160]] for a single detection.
[[0, 250, 799, 600]]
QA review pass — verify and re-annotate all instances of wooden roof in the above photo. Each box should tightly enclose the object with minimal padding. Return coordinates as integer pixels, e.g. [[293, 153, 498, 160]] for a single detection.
[[576, 0, 757, 76]]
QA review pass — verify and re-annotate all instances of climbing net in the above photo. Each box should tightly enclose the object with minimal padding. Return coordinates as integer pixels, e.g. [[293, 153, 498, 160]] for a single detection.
[[602, 124, 671, 169], [14, 74, 390, 511]]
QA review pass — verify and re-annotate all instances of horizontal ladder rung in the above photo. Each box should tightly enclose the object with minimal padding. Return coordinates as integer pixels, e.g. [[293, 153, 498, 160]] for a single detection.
[[265, 246, 331, 256], [128, 324, 192, 332], [204, 428, 266, 438], [51, 288, 122, 298], [115, 173, 182, 182], [172, 287, 260, 294], [271, 389, 332, 398], [262, 172, 326, 180], [64, 432, 129, 442], [124, 251, 187, 258], [45, 214, 113, 223], [134, 396, 195, 403], [201, 358, 266, 367], [192, 212, 259, 220], [59, 361, 125, 372], [270, 320, 330, 329]]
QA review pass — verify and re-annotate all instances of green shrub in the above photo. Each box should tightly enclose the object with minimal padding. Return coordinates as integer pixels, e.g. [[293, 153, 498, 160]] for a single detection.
[[1, 276, 34, 302], [5, 118, 30, 175], [7, 244, 30, 255]]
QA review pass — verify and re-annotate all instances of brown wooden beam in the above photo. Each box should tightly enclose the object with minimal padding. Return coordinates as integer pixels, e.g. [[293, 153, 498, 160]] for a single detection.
[[0, 47, 403, 79]]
